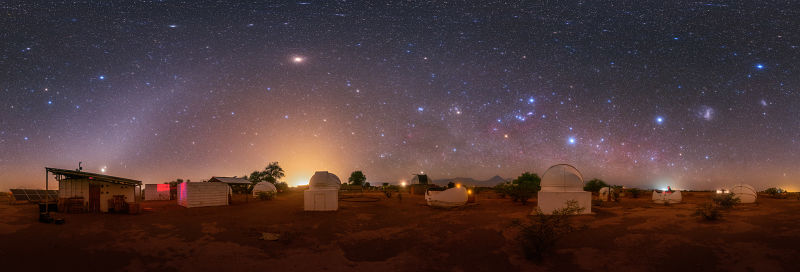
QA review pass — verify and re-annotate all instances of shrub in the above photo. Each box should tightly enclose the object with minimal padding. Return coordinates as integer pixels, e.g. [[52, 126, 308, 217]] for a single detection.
[[494, 183, 510, 198], [763, 187, 787, 199], [694, 203, 722, 220], [512, 200, 584, 261], [257, 191, 275, 200], [627, 188, 642, 198], [712, 193, 740, 209], [508, 172, 541, 205], [275, 182, 289, 194], [583, 179, 608, 193]]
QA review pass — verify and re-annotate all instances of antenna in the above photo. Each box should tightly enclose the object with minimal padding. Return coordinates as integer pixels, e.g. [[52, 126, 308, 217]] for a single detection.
[[78, 161, 83, 171]]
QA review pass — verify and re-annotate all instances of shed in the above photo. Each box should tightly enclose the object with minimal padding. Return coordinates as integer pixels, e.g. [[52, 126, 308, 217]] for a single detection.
[[46, 167, 142, 213], [144, 184, 171, 200], [178, 182, 230, 208], [535, 164, 592, 215], [304, 171, 341, 211]]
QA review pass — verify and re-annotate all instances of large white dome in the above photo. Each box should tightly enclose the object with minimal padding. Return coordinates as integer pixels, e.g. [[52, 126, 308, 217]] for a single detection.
[[308, 171, 341, 190], [540, 164, 585, 192]]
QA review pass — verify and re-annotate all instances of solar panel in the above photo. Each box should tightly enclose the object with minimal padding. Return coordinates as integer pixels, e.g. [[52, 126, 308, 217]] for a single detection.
[[9, 189, 58, 202]]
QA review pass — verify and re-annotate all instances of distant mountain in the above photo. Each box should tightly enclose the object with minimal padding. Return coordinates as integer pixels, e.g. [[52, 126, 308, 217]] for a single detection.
[[432, 175, 509, 187]]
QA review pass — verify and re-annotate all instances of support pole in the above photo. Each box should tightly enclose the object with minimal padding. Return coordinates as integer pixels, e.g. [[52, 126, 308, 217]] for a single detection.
[[45, 169, 49, 213]]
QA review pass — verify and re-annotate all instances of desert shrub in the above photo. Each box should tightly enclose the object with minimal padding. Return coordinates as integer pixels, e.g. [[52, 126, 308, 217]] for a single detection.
[[275, 182, 289, 194], [763, 187, 787, 199], [694, 203, 722, 220], [712, 193, 740, 209], [508, 172, 541, 205], [512, 200, 584, 261], [610, 185, 623, 202], [257, 191, 275, 200], [583, 179, 608, 193], [494, 183, 510, 198], [627, 188, 642, 198]]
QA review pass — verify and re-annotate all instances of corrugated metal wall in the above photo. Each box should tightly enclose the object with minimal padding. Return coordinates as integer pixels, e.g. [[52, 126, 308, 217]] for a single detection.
[[178, 183, 229, 208]]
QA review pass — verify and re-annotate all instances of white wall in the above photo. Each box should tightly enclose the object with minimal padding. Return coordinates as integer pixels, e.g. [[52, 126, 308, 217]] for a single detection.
[[304, 189, 338, 211], [536, 191, 592, 215], [178, 182, 229, 208]]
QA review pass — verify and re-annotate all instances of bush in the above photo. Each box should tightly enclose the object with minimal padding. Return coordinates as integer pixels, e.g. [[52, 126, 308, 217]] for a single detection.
[[494, 183, 510, 198], [627, 188, 642, 198], [712, 193, 740, 209], [275, 182, 289, 194], [508, 172, 541, 205], [763, 187, 787, 199], [694, 203, 722, 221], [583, 179, 608, 193], [513, 200, 584, 261], [257, 191, 275, 200]]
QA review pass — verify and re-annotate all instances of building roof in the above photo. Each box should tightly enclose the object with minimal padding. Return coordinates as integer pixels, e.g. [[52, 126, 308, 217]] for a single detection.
[[208, 176, 251, 184], [46, 167, 142, 186]]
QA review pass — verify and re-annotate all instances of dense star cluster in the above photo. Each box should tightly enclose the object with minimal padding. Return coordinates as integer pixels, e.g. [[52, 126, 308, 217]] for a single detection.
[[1, 1, 798, 189]]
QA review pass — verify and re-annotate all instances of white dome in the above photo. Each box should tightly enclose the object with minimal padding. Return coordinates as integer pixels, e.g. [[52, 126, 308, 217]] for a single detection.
[[253, 182, 277, 194], [308, 171, 341, 190], [730, 184, 757, 203], [540, 164, 584, 192]]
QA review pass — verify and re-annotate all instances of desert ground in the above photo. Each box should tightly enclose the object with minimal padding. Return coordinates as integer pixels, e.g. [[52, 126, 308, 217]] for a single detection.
[[1, 190, 799, 272]]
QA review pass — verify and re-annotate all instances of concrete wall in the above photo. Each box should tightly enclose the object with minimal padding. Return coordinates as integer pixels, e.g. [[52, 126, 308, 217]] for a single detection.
[[178, 182, 230, 208]]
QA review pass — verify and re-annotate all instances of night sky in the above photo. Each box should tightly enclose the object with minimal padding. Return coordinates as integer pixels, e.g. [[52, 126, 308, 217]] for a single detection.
[[2, 1, 799, 190]]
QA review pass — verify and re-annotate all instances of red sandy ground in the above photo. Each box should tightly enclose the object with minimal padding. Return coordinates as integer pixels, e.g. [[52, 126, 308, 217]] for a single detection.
[[1, 191, 799, 271]]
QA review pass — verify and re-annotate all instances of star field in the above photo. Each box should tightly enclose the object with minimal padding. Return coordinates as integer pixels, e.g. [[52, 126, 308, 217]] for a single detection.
[[1, 1, 799, 190]]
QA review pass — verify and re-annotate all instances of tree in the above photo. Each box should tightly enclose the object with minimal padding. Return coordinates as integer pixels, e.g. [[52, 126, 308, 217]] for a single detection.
[[447, 181, 455, 188], [583, 178, 608, 193], [509, 172, 541, 205], [247, 162, 285, 192], [348, 170, 366, 186], [364, 182, 371, 188]]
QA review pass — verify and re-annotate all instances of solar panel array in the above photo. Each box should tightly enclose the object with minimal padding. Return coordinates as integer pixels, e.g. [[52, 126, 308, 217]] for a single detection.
[[9, 189, 58, 202]]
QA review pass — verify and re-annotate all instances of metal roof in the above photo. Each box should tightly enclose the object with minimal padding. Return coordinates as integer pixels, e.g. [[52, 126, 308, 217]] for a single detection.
[[208, 176, 251, 184], [46, 167, 142, 186]]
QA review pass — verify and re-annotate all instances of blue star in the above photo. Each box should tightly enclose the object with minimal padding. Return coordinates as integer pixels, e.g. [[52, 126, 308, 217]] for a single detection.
[[568, 137, 576, 144], [417, 107, 424, 112], [527, 97, 535, 104], [24, 137, 29, 141], [656, 116, 664, 124], [755, 63, 765, 70], [98, 75, 105, 80], [47, 100, 52, 105]]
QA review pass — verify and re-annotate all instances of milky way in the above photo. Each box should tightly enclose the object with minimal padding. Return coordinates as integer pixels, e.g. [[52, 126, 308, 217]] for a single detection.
[[2, 1, 799, 190]]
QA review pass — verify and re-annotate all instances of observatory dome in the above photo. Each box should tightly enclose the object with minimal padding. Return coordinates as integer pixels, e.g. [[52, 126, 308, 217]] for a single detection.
[[308, 171, 341, 190], [540, 164, 585, 192]]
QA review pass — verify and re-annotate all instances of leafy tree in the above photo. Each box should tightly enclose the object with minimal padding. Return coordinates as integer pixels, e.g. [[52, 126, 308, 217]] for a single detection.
[[712, 193, 740, 209], [348, 170, 366, 186], [627, 188, 642, 198], [247, 162, 286, 192], [364, 182, 371, 188], [447, 181, 455, 188], [583, 178, 608, 193], [508, 172, 541, 205]]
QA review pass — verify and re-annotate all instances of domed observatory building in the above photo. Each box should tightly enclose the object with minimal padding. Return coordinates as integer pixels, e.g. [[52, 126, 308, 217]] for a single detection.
[[535, 164, 592, 214], [304, 171, 342, 211], [730, 184, 757, 204]]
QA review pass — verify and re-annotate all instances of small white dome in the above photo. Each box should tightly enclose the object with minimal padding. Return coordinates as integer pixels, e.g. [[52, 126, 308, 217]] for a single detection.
[[308, 171, 341, 190], [540, 164, 585, 192], [253, 182, 277, 194]]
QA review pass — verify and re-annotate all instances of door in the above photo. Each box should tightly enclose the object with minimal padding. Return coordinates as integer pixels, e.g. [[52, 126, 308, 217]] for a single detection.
[[89, 183, 101, 213], [314, 193, 325, 210]]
